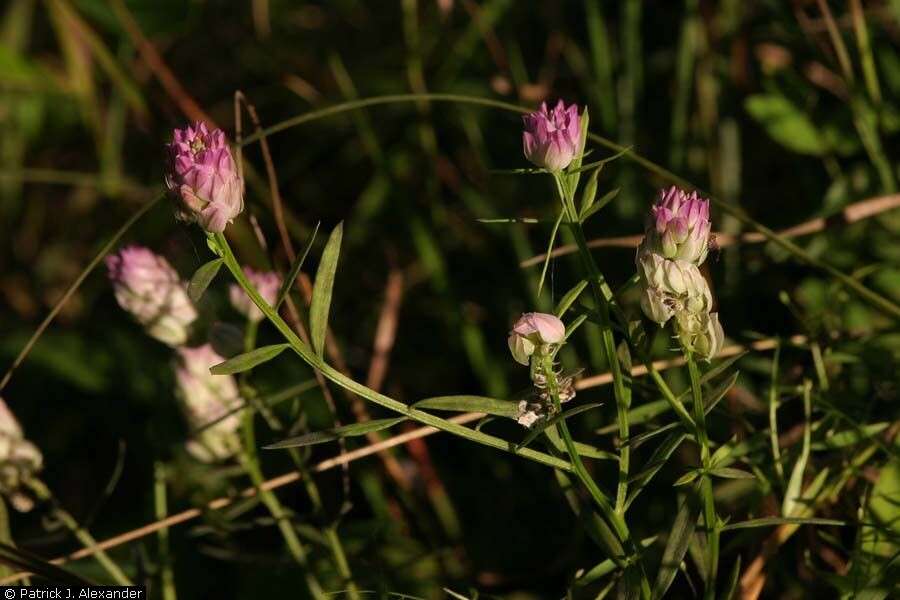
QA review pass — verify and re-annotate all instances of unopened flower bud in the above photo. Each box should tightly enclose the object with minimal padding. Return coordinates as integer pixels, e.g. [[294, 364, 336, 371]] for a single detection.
[[636, 252, 711, 325], [676, 311, 725, 361], [166, 122, 244, 233], [508, 312, 566, 365], [174, 345, 243, 462], [643, 186, 711, 264], [229, 267, 281, 322], [522, 100, 582, 172], [106, 246, 197, 347], [0, 398, 42, 512]]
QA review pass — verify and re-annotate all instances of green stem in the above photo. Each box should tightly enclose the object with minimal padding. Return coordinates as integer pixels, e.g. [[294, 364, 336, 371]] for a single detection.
[[154, 463, 177, 600], [324, 526, 360, 600], [540, 356, 650, 600], [686, 354, 718, 600], [213, 233, 576, 473], [240, 312, 359, 599], [239, 413, 326, 600], [29, 480, 132, 586], [552, 176, 631, 512]]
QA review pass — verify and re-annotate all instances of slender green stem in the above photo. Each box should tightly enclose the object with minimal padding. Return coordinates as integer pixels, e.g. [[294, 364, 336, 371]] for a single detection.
[[29, 480, 132, 586], [540, 356, 650, 600], [153, 463, 177, 600], [213, 233, 576, 473], [768, 342, 785, 487], [239, 413, 326, 600], [324, 527, 359, 600], [552, 175, 632, 512], [240, 315, 359, 599], [686, 354, 718, 600]]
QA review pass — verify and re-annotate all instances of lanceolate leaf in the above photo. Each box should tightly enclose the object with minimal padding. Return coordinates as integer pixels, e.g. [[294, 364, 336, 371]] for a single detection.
[[517, 403, 603, 450], [708, 467, 756, 480], [722, 555, 742, 600], [413, 395, 519, 418], [309, 222, 343, 358], [188, 257, 223, 302], [276, 221, 320, 309], [653, 491, 701, 599], [264, 417, 407, 449], [720, 517, 844, 532], [210, 344, 290, 375]]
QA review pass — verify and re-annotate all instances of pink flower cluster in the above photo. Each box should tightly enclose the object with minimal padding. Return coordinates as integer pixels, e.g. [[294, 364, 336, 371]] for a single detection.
[[166, 122, 243, 234], [522, 100, 582, 172]]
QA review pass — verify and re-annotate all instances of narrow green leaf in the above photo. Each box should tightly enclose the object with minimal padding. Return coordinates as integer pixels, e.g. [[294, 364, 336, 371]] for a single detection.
[[578, 166, 600, 218], [517, 403, 603, 450], [674, 470, 700, 487], [579, 187, 620, 222], [309, 222, 343, 357], [264, 417, 407, 449], [565, 106, 590, 193], [626, 432, 688, 509], [722, 555, 742, 600], [210, 344, 290, 375], [704, 371, 740, 414], [720, 517, 844, 532], [413, 395, 519, 418], [554, 280, 589, 317], [544, 427, 618, 461], [537, 207, 565, 296], [574, 537, 657, 587], [783, 381, 812, 516], [811, 423, 890, 450], [653, 491, 700, 599], [708, 467, 757, 481], [188, 258, 223, 303], [276, 221, 320, 309]]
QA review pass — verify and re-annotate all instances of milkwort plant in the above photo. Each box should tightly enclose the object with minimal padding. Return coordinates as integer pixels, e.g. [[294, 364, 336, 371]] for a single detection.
[[0, 72, 895, 596], [81, 98, 830, 599]]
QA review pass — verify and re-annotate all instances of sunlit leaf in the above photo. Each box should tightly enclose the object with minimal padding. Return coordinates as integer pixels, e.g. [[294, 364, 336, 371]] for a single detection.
[[210, 344, 290, 375], [309, 222, 343, 358], [264, 417, 407, 449]]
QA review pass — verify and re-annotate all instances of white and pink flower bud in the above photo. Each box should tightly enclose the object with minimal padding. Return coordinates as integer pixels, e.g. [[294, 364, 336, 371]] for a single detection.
[[106, 246, 197, 347], [676, 311, 724, 361], [508, 312, 566, 365], [174, 345, 243, 463], [522, 100, 582, 172], [228, 267, 281, 323], [643, 186, 712, 265], [636, 252, 712, 325], [0, 398, 42, 512], [166, 122, 244, 234]]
